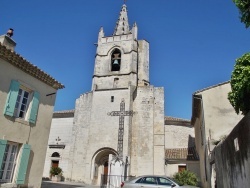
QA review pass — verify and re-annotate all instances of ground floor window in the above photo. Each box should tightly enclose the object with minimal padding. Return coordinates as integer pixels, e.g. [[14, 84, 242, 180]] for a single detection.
[[178, 165, 186, 172], [0, 142, 18, 183]]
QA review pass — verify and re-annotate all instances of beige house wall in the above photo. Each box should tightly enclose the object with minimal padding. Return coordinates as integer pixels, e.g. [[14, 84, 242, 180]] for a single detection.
[[165, 124, 195, 148], [193, 82, 243, 188], [165, 123, 200, 181], [201, 83, 243, 142], [0, 58, 57, 188], [165, 162, 200, 178]]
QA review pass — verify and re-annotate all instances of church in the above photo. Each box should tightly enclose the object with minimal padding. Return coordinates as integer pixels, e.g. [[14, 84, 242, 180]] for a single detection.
[[43, 4, 199, 186]]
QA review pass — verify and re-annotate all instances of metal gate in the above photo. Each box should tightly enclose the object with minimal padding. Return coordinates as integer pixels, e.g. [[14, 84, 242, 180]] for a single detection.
[[100, 175, 135, 188]]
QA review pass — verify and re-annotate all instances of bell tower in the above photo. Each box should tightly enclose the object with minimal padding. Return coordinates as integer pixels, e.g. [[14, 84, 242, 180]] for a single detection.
[[92, 4, 149, 91], [68, 3, 165, 185]]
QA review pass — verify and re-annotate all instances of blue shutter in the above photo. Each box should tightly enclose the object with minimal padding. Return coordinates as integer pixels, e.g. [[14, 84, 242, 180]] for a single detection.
[[3, 80, 20, 116], [0, 139, 7, 168], [28, 91, 40, 124], [16, 144, 31, 185]]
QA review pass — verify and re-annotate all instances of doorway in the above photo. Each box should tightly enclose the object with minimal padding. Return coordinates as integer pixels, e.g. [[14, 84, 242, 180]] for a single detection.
[[51, 160, 59, 168], [103, 161, 109, 184]]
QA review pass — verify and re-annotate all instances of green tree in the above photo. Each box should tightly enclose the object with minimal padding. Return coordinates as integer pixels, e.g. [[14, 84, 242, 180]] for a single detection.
[[228, 53, 250, 115], [173, 170, 198, 186], [233, 0, 250, 28]]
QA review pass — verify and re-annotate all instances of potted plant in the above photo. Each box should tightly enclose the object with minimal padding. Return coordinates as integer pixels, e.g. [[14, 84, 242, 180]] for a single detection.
[[50, 166, 62, 182]]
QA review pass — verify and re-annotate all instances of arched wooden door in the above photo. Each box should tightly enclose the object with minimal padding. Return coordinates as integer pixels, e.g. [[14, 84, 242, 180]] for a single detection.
[[103, 161, 109, 184]]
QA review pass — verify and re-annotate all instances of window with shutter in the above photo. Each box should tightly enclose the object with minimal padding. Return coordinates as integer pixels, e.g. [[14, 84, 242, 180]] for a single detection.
[[3, 80, 40, 124], [14, 88, 30, 119], [4, 80, 20, 116], [0, 140, 7, 172], [0, 141, 18, 183], [28, 91, 40, 124]]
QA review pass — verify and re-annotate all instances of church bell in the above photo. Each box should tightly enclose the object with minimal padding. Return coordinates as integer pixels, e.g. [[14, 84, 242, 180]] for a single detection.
[[113, 59, 120, 66]]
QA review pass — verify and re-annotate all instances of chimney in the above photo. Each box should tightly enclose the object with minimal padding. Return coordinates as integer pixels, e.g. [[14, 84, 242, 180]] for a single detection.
[[0, 28, 16, 51]]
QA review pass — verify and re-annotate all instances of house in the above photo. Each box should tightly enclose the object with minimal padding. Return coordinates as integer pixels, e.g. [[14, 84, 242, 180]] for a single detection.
[[42, 110, 74, 180], [164, 117, 200, 179], [191, 81, 243, 188], [0, 32, 64, 188]]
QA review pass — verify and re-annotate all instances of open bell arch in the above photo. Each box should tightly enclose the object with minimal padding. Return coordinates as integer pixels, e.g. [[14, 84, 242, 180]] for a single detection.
[[111, 48, 122, 71]]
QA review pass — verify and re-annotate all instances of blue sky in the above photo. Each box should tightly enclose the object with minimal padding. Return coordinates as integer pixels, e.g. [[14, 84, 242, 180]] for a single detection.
[[1, 1, 249, 119]]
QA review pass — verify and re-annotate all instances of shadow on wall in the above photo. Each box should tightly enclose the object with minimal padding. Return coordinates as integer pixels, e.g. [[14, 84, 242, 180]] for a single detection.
[[41, 182, 82, 188], [188, 135, 195, 148], [25, 150, 34, 185], [213, 113, 250, 187]]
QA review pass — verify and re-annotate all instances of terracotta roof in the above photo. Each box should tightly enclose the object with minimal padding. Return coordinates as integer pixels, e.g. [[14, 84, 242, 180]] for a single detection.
[[193, 81, 230, 95], [165, 116, 191, 126], [165, 147, 199, 161], [0, 43, 64, 89], [165, 116, 190, 122], [53, 109, 75, 118], [54, 109, 75, 114]]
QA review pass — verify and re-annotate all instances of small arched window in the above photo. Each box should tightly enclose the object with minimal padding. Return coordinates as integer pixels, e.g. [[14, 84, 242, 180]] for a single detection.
[[51, 152, 60, 157], [111, 49, 121, 71]]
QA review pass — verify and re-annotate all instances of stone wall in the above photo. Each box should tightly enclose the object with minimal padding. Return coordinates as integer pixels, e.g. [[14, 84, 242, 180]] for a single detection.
[[165, 124, 195, 148], [43, 116, 74, 178], [213, 113, 250, 188], [131, 85, 165, 176]]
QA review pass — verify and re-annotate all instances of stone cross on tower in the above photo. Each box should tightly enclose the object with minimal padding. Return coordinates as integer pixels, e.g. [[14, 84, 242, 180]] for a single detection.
[[108, 99, 134, 160]]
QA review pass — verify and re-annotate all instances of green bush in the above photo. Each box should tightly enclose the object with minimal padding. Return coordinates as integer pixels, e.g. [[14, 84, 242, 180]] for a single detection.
[[173, 170, 198, 186], [228, 52, 250, 115], [50, 166, 62, 176]]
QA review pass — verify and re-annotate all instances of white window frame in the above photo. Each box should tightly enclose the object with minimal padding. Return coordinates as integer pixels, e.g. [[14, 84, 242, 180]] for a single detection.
[[0, 142, 19, 183], [14, 86, 32, 120]]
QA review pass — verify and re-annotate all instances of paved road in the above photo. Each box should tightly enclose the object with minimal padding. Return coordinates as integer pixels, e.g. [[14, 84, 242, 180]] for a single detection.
[[41, 181, 99, 188]]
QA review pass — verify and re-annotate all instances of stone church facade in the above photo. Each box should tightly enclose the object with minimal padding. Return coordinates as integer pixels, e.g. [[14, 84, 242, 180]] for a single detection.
[[69, 4, 165, 184], [43, 4, 200, 186]]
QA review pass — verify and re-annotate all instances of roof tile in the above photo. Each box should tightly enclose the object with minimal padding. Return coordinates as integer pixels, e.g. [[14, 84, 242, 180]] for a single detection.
[[0, 43, 64, 89], [165, 147, 199, 161]]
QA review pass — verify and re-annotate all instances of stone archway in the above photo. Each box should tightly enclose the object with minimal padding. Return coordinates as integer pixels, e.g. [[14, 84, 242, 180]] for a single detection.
[[51, 152, 60, 167], [91, 148, 117, 185], [50, 152, 61, 178]]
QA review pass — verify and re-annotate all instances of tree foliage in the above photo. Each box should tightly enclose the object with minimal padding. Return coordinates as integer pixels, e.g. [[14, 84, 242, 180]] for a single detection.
[[233, 0, 250, 28], [173, 170, 198, 186], [228, 53, 250, 115]]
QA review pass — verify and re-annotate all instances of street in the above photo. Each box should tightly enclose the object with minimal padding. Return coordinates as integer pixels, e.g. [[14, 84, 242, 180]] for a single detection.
[[41, 181, 99, 188]]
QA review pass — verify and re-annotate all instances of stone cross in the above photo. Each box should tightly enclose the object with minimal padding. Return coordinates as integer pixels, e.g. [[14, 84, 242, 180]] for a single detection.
[[112, 53, 121, 60], [55, 136, 61, 144], [108, 99, 134, 159]]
